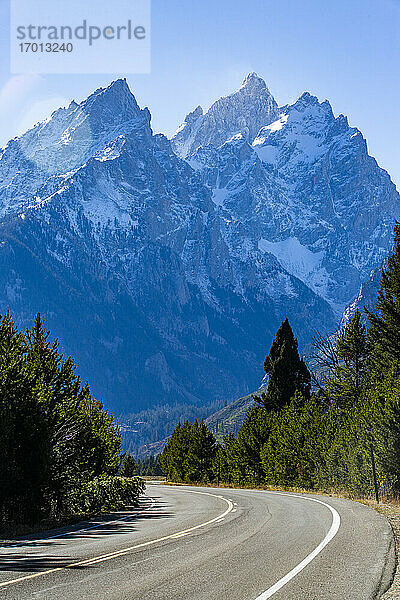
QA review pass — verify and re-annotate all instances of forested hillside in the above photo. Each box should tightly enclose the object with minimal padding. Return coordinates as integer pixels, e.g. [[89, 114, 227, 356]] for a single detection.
[[121, 401, 223, 456]]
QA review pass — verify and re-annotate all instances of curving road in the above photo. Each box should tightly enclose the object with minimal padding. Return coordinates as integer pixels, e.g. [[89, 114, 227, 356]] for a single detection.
[[0, 483, 395, 599]]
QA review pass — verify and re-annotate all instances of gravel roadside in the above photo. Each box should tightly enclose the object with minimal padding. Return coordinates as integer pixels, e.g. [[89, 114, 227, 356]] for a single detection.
[[364, 501, 400, 599]]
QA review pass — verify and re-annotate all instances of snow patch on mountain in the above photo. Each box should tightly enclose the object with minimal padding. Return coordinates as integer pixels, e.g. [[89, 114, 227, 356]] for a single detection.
[[176, 75, 400, 313], [253, 94, 337, 167], [212, 187, 229, 207], [258, 236, 331, 302], [258, 237, 324, 278]]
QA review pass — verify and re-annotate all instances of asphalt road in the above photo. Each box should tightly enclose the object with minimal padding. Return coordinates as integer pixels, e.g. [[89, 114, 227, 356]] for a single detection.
[[0, 483, 395, 599]]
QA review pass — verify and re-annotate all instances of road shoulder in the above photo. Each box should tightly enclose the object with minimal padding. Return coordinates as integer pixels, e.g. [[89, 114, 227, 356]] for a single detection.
[[366, 502, 400, 599]]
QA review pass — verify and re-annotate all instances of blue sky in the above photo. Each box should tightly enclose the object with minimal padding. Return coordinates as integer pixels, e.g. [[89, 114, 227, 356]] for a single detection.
[[0, 0, 399, 186]]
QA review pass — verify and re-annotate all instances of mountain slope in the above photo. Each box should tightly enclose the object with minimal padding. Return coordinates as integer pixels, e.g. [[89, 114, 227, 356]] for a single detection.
[[0, 78, 338, 414], [205, 388, 261, 439], [0, 74, 397, 418]]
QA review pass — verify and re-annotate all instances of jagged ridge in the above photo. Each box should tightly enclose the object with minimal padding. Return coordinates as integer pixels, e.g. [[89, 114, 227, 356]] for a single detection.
[[0, 74, 397, 420]]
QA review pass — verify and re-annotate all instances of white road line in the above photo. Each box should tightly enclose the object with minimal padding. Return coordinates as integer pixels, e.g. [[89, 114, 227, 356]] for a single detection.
[[254, 492, 341, 599], [0, 490, 233, 589], [5, 498, 156, 548]]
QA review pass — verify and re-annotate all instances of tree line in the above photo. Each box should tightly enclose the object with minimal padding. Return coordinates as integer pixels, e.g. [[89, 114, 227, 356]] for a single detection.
[[0, 314, 143, 532], [162, 223, 400, 500]]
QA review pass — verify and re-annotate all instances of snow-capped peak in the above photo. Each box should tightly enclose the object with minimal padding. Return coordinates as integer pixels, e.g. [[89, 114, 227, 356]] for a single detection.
[[0, 78, 154, 218], [15, 78, 150, 174], [171, 73, 279, 158], [179, 75, 399, 313], [240, 71, 268, 90], [291, 92, 334, 118], [75, 78, 145, 125], [185, 106, 204, 124]]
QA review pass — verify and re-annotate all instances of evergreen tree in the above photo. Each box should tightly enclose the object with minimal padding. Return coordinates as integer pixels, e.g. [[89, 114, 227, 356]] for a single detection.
[[188, 420, 216, 482], [161, 420, 216, 483], [261, 393, 331, 489], [120, 454, 137, 477], [219, 433, 243, 485], [256, 318, 311, 411], [135, 455, 164, 476], [0, 312, 139, 530], [161, 421, 193, 482], [326, 310, 369, 409], [0, 313, 33, 523], [367, 221, 400, 370], [236, 405, 270, 485]]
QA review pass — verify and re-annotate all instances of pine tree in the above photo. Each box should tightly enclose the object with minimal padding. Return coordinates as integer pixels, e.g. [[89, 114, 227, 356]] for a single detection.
[[220, 432, 243, 485], [256, 318, 311, 411], [327, 309, 369, 408], [161, 421, 193, 482], [120, 454, 137, 477], [136, 455, 164, 476], [0, 312, 127, 529], [261, 392, 329, 489], [0, 312, 33, 524], [367, 222, 400, 370], [189, 420, 216, 482], [161, 420, 217, 483], [236, 405, 270, 484]]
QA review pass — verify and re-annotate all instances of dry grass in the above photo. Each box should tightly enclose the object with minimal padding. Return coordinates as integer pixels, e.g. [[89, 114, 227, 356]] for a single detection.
[[162, 479, 375, 500]]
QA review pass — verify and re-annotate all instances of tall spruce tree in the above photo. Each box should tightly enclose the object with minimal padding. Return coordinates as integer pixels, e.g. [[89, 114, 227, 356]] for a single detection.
[[220, 433, 242, 485], [120, 454, 137, 477], [0, 313, 34, 524], [161, 421, 192, 482], [367, 222, 400, 370], [161, 420, 216, 483], [256, 318, 310, 411]]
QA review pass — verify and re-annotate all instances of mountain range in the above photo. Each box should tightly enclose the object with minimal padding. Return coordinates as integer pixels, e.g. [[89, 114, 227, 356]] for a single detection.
[[0, 73, 398, 419]]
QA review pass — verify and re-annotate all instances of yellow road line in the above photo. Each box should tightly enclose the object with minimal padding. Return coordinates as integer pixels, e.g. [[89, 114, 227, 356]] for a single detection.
[[0, 490, 233, 589]]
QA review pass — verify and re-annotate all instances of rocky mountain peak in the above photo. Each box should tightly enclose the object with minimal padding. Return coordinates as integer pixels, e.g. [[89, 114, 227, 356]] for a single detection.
[[171, 73, 279, 158], [77, 78, 147, 129], [184, 106, 204, 124], [240, 71, 269, 92], [0, 78, 154, 218], [182, 75, 400, 313]]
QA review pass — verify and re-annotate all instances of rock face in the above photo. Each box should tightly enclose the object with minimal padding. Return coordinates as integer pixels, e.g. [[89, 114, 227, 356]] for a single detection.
[[173, 79, 399, 316], [0, 74, 397, 414]]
